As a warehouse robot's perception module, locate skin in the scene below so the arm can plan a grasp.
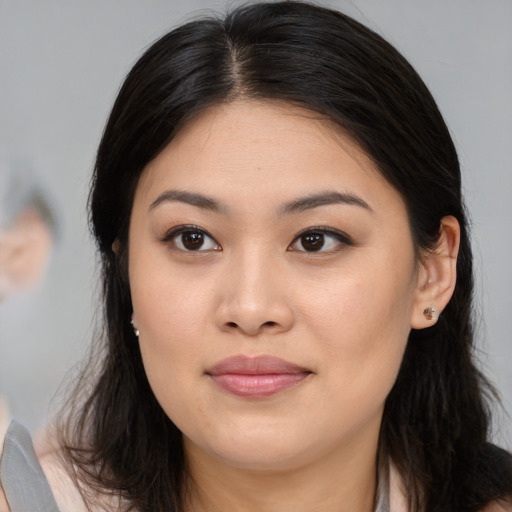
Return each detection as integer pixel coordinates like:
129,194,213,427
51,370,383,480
127,99,459,512
0,209,53,301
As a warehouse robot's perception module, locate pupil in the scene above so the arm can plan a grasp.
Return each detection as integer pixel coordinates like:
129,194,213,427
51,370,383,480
182,231,204,250
301,233,324,251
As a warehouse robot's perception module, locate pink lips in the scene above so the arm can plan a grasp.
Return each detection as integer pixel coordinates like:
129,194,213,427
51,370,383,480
207,355,311,398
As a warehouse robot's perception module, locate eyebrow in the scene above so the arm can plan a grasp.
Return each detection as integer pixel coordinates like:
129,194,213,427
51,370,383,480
278,191,372,215
149,190,224,213
148,189,372,216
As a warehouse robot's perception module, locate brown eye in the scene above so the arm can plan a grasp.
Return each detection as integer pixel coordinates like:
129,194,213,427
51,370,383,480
300,233,325,252
290,228,353,253
181,231,205,250
165,226,220,252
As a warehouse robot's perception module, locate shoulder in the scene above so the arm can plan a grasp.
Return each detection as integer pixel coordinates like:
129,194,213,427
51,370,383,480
481,500,512,512
0,419,87,512
38,441,128,512
38,449,89,512
475,443,512,512
0,420,63,512
1,419,127,512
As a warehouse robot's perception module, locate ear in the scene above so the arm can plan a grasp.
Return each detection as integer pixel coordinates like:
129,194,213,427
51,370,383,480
0,209,53,300
112,238,120,254
410,215,460,329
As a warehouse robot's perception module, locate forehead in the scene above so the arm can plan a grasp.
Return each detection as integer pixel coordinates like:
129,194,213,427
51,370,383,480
136,99,403,215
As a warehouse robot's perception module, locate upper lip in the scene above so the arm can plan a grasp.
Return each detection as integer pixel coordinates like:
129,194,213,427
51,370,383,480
207,355,311,375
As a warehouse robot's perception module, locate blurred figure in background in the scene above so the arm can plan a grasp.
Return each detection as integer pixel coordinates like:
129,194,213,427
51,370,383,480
0,158,55,438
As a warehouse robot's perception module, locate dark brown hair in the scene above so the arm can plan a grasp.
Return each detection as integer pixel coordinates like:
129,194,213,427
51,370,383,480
60,2,512,511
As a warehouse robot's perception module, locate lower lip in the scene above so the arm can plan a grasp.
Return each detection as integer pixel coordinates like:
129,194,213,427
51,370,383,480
210,372,310,398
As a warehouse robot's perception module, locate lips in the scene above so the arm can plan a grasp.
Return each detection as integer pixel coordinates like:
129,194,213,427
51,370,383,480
206,355,312,398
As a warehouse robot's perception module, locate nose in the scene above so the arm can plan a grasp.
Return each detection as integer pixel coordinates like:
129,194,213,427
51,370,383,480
214,250,295,337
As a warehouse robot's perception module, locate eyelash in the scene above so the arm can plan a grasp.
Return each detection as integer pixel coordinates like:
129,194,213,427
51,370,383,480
160,225,353,254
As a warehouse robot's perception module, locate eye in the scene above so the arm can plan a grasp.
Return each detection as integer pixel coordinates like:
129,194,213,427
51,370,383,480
289,228,352,253
163,226,220,252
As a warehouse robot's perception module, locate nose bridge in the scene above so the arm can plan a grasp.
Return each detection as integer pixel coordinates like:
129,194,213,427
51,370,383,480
235,243,270,298
229,243,278,316
216,242,293,335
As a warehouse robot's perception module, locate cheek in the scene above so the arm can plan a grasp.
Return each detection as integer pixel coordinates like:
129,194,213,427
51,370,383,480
128,250,215,405
299,255,415,389
132,271,209,425
130,246,214,343
133,293,210,404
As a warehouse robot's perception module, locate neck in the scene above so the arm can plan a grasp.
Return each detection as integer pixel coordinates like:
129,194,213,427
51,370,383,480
183,432,380,512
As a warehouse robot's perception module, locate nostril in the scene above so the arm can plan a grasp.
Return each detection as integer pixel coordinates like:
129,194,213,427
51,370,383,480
227,322,238,328
263,321,277,327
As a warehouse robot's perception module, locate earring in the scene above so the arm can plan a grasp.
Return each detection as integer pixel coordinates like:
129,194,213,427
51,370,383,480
131,319,140,337
423,306,438,321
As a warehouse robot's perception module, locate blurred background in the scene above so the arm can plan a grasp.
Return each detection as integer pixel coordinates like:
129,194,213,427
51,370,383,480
0,0,511,446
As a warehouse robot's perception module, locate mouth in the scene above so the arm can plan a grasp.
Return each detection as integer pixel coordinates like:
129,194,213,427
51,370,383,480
206,355,312,398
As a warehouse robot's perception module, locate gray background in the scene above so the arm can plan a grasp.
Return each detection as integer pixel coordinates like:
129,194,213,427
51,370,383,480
0,0,511,447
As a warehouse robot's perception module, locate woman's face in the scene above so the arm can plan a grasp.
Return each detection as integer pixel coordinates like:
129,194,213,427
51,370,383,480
129,100,422,471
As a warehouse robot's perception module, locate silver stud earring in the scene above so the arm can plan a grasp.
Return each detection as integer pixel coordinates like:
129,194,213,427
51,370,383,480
131,319,140,337
423,306,438,321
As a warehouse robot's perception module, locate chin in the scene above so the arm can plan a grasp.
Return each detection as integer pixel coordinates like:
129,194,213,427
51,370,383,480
190,426,328,472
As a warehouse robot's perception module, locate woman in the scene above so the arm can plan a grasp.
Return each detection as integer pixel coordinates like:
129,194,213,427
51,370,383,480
1,2,511,511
